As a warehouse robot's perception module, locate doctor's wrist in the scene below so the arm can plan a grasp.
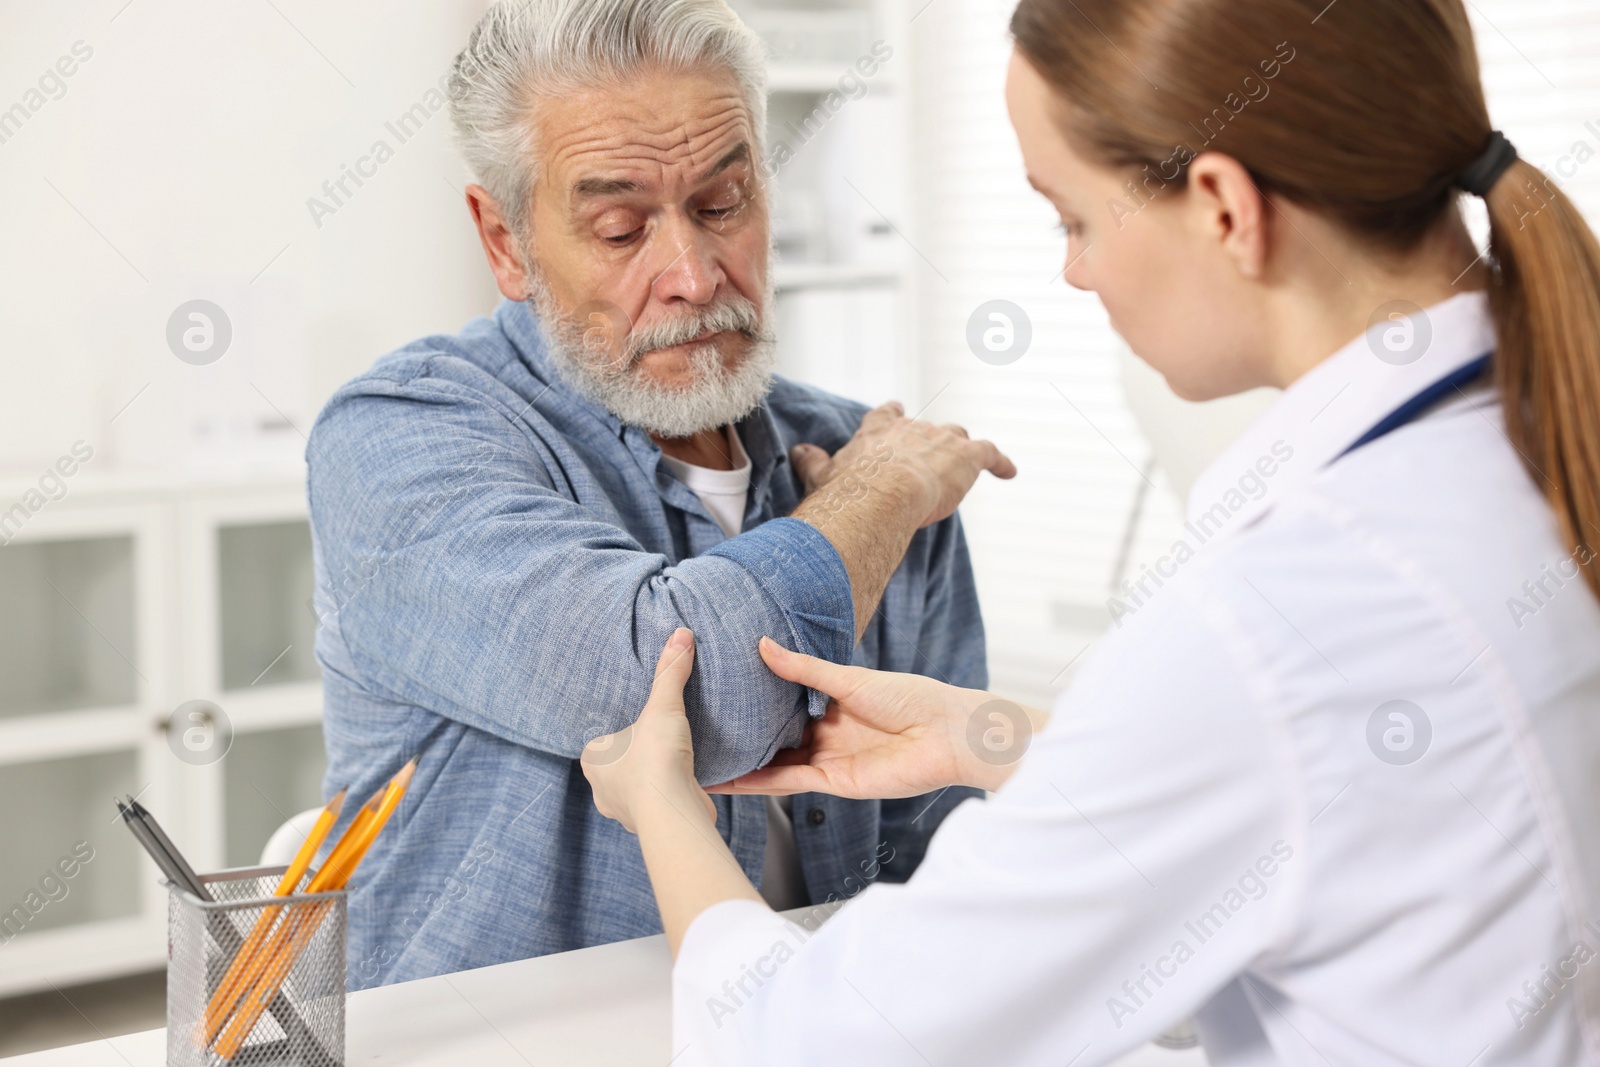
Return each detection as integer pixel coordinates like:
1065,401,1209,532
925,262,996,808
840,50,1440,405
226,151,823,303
952,694,1051,792
632,777,717,836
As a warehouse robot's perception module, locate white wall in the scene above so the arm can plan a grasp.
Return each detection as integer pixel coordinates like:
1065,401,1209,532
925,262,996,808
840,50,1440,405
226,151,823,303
0,1,499,475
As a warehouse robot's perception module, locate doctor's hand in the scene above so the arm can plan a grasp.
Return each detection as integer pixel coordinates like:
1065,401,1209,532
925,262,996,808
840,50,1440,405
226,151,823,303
581,629,717,835
708,638,1042,799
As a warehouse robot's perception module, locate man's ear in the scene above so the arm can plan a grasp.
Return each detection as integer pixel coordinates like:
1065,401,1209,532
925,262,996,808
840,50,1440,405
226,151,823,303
465,183,534,301
1184,152,1269,281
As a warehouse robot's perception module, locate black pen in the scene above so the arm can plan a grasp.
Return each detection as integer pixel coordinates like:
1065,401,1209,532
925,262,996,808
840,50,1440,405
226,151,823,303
116,800,192,890
126,797,208,899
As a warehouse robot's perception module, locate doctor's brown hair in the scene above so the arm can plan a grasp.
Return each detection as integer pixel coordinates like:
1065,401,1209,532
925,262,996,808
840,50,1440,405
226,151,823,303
1011,0,1600,602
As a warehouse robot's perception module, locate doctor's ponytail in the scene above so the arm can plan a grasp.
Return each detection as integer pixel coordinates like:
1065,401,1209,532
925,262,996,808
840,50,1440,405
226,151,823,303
1011,0,1600,603
1477,158,1600,601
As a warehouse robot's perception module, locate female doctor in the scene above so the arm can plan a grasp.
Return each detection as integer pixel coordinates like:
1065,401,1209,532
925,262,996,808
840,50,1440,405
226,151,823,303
582,0,1600,1061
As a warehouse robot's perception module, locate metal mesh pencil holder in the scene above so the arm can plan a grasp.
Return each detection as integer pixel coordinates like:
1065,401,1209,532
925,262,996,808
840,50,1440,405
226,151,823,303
166,866,346,1067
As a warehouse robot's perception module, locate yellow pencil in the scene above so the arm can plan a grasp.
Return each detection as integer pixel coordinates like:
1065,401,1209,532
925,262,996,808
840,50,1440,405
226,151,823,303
214,761,416,1059
200,789,346,1044
209,786,384,1048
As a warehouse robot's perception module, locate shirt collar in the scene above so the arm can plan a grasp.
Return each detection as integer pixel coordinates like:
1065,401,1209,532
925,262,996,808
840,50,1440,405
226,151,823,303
1185,290,1495,532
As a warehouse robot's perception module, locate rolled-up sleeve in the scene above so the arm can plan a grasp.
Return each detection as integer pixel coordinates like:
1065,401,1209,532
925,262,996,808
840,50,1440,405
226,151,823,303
307,368,855,785
702,518,854,722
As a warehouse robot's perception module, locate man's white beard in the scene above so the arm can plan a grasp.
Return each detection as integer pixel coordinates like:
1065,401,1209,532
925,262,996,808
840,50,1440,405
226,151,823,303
525,267,778,439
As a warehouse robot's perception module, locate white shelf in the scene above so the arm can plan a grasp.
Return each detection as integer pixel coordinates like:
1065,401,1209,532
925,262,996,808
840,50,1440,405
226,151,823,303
774,261,903,290
0,749,145,942
0,706,149,768
0,459,305,503
767,64,898,94
0,916,164,1000
219,682,324,731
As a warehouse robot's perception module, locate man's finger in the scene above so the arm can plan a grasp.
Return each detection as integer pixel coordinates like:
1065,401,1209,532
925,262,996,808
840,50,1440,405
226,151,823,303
758,636,865,699
973,439,1018,480
862,400,904,429
644,628,696,712
789,443,832,489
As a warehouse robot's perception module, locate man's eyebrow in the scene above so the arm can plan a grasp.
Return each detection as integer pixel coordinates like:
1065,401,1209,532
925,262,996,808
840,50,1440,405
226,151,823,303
572,175,645,199
702,142,749,180
568,143,749,202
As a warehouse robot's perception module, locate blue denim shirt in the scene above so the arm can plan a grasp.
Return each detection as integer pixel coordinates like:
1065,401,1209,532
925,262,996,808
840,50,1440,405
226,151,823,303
306,298,987,989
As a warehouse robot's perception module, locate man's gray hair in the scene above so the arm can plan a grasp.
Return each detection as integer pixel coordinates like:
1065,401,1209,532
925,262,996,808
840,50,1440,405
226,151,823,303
447,0,768,237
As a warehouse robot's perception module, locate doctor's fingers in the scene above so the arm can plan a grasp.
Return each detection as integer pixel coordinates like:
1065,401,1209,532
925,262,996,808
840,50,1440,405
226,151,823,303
644,628,697,712
758,637,870,699
706,762,828,796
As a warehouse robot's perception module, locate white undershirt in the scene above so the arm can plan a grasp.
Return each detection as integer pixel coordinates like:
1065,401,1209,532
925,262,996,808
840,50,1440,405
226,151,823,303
659,428,810,912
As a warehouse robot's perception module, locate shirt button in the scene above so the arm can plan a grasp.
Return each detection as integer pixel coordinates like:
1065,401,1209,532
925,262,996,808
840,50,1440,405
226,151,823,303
806,808,826,827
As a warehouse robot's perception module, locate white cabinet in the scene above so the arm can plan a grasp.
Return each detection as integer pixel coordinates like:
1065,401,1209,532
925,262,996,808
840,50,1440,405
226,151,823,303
0,469,324,996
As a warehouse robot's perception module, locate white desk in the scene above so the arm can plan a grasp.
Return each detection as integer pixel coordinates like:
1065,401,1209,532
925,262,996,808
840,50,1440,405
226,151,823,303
1,922,1208,1066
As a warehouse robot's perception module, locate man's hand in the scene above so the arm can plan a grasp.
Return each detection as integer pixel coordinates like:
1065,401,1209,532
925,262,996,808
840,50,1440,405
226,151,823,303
789,401,1016,529
789,401,1016,639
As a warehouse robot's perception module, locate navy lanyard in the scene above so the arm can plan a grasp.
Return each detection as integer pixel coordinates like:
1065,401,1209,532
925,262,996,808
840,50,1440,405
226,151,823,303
1337,353,1493,459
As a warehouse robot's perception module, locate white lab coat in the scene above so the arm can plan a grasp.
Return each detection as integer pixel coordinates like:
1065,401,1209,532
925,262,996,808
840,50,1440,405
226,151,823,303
671,292,1600,1065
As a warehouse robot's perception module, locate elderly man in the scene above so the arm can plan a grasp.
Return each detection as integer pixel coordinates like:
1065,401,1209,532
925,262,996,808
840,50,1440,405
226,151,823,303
306,0,1014,989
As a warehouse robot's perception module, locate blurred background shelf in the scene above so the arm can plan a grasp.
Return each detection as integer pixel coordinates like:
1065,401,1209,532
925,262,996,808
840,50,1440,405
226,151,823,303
734,0,919,407
773,261,902,289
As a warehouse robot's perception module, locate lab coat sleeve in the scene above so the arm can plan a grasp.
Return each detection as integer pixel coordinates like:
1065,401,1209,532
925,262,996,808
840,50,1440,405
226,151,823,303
670,573,1306,1067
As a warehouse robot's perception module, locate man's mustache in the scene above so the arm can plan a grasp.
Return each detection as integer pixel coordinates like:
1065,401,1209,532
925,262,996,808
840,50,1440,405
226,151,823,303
619,297,765,364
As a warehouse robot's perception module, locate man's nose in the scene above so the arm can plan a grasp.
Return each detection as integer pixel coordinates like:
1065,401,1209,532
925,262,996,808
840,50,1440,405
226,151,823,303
647,214,724,305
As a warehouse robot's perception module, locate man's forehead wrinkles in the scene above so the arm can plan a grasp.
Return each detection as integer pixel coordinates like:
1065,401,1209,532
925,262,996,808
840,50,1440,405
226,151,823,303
557,131,751,205
557,114,745,163
546,91,745,151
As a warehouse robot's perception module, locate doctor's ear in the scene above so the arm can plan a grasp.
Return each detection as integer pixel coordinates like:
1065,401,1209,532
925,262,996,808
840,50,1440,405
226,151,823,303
1184,152,1270,281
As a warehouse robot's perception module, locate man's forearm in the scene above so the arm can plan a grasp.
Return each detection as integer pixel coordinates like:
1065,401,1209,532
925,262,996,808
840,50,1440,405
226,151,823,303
790,458,924,641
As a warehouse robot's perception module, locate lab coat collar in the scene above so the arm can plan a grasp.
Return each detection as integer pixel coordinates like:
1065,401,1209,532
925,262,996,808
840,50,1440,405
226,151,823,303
1185,291,1495,535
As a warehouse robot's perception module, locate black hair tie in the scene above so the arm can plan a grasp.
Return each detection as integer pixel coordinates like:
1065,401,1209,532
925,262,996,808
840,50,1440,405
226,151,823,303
1455,130,1518,197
